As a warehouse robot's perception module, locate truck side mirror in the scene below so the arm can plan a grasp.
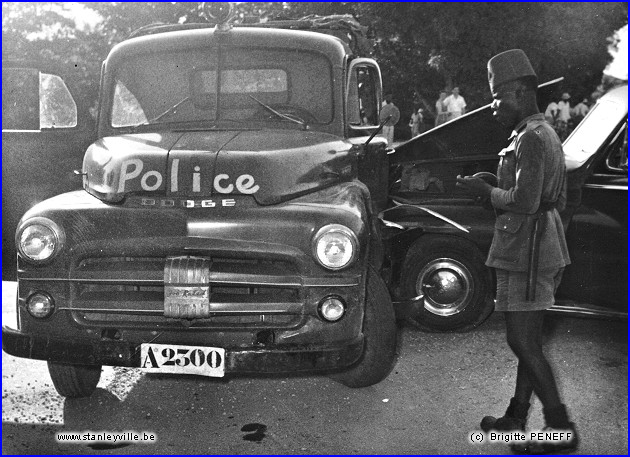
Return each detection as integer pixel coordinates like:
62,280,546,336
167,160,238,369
346,58,383,137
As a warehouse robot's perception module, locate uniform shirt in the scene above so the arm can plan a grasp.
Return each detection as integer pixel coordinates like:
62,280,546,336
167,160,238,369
486,113,571,272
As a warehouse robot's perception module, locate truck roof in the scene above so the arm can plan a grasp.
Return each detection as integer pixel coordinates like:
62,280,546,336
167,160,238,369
123,14,370,56
107,25,352,68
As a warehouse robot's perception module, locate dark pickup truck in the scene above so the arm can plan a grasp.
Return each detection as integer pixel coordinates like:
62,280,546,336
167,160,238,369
2,9,397,397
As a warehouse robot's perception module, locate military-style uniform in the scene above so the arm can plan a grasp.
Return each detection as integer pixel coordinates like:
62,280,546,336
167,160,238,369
487,113,570,311
479,49,579,454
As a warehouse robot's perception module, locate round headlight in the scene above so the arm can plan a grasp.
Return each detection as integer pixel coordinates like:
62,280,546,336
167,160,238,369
319,296,346,322
26,292,55,319
16,218,64,263
312,224,358,270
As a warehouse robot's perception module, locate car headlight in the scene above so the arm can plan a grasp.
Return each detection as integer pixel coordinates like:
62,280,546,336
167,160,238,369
312,224,358,270
26,292,56,319
16,217,65,263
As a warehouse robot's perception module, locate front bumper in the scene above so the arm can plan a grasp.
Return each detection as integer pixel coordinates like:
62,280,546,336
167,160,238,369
2,325,364,374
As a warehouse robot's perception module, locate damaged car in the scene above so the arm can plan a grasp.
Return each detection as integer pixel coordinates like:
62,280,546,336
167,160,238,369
383,83,627,331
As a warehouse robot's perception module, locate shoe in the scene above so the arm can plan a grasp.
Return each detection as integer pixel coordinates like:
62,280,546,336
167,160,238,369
481,397,529,432
511,423,578,454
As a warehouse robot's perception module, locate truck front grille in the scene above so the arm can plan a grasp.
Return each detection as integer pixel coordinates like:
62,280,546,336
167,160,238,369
68,256,304,329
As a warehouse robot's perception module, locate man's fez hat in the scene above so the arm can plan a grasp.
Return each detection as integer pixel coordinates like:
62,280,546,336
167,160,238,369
487,49,537,92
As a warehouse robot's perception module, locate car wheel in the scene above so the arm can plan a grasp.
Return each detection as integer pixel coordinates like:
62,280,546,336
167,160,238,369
400,236,493,332
330,266,397,388
47,361,102,398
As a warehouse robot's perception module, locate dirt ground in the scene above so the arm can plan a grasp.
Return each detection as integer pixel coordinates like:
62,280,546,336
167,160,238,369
2,281,627,454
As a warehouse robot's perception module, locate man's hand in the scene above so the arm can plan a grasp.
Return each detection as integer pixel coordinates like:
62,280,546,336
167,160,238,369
456,175,493,198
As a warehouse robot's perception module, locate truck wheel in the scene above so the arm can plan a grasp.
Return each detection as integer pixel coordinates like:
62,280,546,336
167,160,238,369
400,236,493,332
47,361,102,398
331,267,397,388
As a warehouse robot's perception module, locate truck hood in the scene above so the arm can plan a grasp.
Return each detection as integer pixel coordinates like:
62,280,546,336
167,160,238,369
83,130,358,205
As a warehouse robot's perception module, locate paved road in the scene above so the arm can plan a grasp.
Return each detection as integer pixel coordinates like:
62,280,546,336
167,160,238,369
2,281,627,454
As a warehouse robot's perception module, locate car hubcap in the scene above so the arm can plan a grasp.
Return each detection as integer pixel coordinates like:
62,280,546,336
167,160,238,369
416,258,474,316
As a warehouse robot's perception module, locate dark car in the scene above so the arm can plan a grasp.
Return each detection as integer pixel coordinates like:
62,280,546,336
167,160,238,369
2,63,95,279
383,84,627,331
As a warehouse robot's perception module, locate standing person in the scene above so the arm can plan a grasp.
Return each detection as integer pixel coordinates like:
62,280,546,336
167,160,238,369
456,49,577,454
379,93,400,145
572,98,589,126
444,86,466,120
556,92,572,141
408,108,421,137
435,90,449,126
544,99,559,125
416,108,426,134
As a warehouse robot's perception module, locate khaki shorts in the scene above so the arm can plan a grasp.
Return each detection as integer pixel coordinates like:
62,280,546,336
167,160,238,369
495,268,565,312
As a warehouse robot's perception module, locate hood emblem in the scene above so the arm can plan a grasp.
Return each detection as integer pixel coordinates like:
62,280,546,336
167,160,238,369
133,197,236,208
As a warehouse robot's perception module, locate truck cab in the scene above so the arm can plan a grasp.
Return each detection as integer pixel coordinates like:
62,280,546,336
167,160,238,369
2,9,397,397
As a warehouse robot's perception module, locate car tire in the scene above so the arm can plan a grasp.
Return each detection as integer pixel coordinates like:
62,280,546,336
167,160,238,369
400,236,493,332
330,266,397,388
47,361,102,398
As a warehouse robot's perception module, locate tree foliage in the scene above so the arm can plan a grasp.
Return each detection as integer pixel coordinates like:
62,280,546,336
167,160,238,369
2,2,627,125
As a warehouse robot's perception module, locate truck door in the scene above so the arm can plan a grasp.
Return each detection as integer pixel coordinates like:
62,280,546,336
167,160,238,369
2,64,95,279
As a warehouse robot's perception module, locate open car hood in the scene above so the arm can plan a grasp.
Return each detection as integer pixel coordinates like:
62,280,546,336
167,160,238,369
391,77,564,167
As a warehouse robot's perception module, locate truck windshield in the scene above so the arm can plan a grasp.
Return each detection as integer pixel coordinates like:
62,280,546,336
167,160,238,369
110,47,333,129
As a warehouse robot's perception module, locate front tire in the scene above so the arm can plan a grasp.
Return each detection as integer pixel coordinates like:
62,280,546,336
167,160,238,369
400,236,493,332
47,361,102,398
331,267,397,388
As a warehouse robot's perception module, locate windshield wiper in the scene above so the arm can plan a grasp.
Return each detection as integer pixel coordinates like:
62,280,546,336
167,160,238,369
148,96,192,123
248,95,308,130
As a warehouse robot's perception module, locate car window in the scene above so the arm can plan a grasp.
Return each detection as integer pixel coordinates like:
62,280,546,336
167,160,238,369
564,97,627,171
606,125,628,172
2,68,77,131
40,73,78,129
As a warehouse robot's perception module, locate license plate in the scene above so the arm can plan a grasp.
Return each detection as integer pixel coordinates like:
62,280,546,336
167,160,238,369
140,343,225,377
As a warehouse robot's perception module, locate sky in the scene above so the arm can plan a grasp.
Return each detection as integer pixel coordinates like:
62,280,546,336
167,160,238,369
604,24,628,81
64,2,101,31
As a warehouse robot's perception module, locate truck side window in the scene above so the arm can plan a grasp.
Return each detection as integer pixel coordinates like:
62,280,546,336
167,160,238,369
2,68,77,131
348,65,378,126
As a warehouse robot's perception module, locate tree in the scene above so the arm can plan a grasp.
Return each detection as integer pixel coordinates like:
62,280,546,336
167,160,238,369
352,2,628,130
3,2,627,129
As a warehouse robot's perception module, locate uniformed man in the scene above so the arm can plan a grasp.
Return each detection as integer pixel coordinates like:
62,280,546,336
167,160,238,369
456,49,577,454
